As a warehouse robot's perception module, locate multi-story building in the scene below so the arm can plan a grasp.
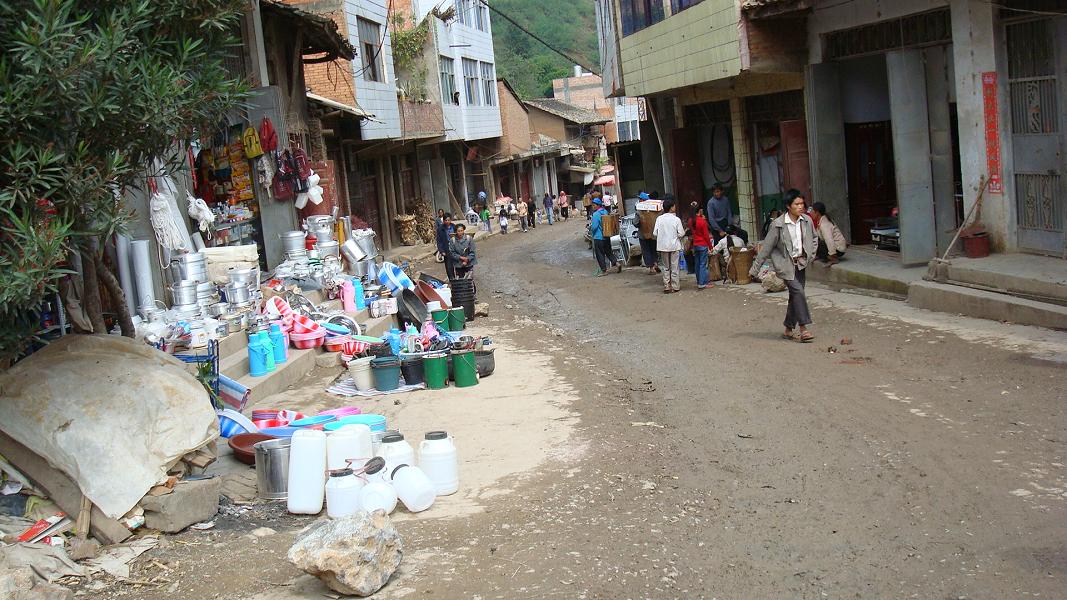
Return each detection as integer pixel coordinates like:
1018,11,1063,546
597,0,1067,262
282,0,503,248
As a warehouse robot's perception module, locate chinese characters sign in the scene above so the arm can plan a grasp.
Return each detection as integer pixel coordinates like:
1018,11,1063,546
982,72,1003,194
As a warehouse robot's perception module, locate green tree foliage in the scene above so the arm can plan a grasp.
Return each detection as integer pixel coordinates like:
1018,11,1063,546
489,0,600,99
0,0,248,359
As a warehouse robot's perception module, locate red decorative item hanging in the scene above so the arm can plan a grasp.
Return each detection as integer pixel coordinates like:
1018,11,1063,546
259,117,278,152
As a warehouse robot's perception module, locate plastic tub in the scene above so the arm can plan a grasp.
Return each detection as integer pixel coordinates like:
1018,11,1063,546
253,418,286,430
371,356,402,392
290,330,325,349
318,406,362,419
329,413,387,432
324,335,350,353
423,353,449,390
258,426,301,438
290,415,337,428
474,347,496,378
348,356,374,391
218,409,258,438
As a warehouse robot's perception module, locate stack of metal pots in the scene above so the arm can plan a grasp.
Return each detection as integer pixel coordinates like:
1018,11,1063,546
342,229,379,279
305,215,335,242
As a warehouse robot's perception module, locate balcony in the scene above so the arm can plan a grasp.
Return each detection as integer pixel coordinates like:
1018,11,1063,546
399,100,445,140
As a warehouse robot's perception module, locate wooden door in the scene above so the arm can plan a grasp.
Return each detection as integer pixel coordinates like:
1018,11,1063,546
845,121,897,245
780,119,811,200
671,128,703,223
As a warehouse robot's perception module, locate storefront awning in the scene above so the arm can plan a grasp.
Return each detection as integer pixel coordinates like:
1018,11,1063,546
593,175,615,186
566,164,595,174
306,93,372,119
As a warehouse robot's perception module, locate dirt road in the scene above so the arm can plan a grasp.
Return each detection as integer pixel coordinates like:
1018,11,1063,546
95,218,1067,599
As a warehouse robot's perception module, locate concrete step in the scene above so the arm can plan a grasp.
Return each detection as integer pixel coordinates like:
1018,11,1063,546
908,280,1067,330
806,256,922,297
235,346,318,411
220,346,250,380
945,255,1067,306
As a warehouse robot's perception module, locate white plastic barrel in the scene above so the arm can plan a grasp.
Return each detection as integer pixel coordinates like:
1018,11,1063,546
287,429,327,514
418,431,459,495
348,356,374,391
389,464,436,513
359,481,397,514
325,469,364,518
327,426,372,471
375,432,415,475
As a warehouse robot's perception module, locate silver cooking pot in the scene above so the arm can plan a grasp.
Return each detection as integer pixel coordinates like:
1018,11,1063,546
170,281,199,305
280,230,306,254
225,283,251,305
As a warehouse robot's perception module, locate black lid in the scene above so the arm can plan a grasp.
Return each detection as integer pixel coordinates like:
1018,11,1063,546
424,431,448,440
330,468,353,478
390,463,411,479
363,456,386,475
382,432,404,443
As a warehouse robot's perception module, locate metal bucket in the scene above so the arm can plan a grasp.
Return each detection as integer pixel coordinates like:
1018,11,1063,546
316,239,340,258
341,239,366,264
170,281,199,305
254,438,291,500
353,230,378,258
225,283,250,305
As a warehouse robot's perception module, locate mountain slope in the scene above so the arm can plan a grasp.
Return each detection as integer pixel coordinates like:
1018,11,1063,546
489,0,600,100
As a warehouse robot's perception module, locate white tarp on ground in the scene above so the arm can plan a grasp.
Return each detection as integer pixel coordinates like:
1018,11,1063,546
0,335,219,519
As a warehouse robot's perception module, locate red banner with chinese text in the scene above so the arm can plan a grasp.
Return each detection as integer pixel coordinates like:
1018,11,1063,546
982,72,1003,194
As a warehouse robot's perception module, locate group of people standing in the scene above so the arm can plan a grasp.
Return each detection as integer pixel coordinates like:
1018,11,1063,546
600,186,850,343
479,191,572,234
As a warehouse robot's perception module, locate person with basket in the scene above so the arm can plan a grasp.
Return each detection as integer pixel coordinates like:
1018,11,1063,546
589,196,620,276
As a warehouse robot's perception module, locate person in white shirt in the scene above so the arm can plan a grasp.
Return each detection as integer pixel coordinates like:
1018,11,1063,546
710,230,745,282
750,190,818,341
652,199,686,293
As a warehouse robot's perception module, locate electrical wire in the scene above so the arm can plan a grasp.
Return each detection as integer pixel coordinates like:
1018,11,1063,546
352,0,393,81
476,0,601,76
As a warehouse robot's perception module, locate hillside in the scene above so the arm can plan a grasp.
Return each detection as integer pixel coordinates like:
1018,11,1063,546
489,0,600,100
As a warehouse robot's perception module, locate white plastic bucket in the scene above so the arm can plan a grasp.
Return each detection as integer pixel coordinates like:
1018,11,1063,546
287,430,327,514
359,481,397,514
348,356,374,391
419,431,459,496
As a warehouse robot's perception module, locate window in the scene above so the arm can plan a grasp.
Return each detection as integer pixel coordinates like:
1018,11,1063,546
475,3,489,31
480,62,495,106
462,58,480,106
357,18,385,82
670,0,703,13
440,56,457,104
455,0,473,26
620,0,665,36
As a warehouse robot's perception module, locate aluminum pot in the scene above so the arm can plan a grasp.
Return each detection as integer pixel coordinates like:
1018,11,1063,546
254,438,291,500
280,230,306,254
207,302,230,318
349,258,374,279
228,267,255,285
316,239,340,258
170,281,199,305
178,252,205,266
305,215,335,242
225,283,250,305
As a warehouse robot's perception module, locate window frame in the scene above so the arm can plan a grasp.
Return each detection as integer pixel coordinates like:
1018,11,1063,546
480,62,496,106
475,3,489,31
670,0,703,14
456,0,473,26
620,0,665,37
462,57,480,106
357,17,385,83
440,56,457,104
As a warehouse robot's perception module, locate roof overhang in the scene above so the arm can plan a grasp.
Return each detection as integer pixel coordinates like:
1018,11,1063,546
307,92,371,119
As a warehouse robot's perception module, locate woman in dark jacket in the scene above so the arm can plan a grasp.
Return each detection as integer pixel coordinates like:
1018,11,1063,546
750,190,818,342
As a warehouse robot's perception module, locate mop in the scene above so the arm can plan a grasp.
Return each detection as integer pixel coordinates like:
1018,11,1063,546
925,175,989,283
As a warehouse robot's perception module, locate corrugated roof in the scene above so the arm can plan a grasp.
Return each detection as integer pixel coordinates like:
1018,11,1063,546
306,93,371,118
524,98,611,125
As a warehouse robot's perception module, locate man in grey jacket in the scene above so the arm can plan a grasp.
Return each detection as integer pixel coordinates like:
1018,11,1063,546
448,224,477,278
750,189,818,342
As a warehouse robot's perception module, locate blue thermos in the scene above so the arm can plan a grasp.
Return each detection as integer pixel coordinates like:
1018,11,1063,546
353,278,366,310
260,331,276,373
269,323,288,364
248,333,268,377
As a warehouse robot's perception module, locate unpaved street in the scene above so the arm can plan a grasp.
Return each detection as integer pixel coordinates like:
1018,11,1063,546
96,218,1067,599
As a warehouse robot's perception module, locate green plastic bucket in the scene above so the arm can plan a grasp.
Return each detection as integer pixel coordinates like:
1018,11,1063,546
423,353,449,390
431,309,451,332
447,308,466,331
452,350,478,388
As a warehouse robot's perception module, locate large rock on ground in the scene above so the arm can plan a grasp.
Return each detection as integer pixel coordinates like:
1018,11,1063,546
140,477,221,532
287,511,403,596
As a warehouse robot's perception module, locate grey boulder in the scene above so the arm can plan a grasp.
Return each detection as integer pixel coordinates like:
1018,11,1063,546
287,511,403,596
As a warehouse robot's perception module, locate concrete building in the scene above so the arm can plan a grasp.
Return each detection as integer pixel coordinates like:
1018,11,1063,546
595,0,810,232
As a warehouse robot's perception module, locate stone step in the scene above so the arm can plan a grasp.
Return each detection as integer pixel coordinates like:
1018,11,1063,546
235,346,318,411
945,255,1067,306
908,280,1067,330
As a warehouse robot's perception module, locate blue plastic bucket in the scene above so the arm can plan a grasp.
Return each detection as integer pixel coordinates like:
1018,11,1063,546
326,414,386,432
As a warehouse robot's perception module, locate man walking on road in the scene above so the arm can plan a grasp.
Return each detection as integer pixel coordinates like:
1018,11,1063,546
516,198,528,232
526,197,537,229
543,193,555,225
653,199,685,293
590,197,620,276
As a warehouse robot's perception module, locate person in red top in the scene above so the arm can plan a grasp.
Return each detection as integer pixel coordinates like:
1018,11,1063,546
688,204,713,289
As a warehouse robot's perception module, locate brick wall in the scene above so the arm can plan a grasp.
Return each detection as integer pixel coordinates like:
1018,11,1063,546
399,100,445,137
280,1,357,106
497,81,531,154
552,74,610,112
746,17,807,73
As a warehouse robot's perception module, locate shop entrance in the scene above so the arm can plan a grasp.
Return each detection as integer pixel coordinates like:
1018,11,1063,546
845,121,896,245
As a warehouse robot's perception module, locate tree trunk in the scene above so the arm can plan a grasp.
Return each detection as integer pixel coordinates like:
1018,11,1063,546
96,254,134,337
80,243,106,334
